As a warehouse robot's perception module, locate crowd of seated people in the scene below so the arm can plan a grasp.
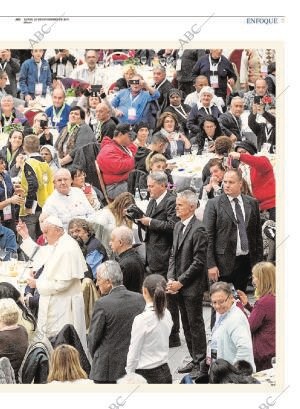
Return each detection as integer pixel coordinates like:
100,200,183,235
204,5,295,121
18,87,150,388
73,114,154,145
0,48,277,385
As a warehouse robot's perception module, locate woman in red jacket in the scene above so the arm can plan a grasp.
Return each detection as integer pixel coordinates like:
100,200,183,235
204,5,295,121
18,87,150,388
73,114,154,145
237,261,276,372
229,140,275,221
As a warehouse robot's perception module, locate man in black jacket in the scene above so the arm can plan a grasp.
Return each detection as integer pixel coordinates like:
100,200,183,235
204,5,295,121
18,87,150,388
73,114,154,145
88,261,145,383
138,172,180,347
167,189,208,377
218,96,244,142
110,226,145,293
203,169,263,292
192,49,236,107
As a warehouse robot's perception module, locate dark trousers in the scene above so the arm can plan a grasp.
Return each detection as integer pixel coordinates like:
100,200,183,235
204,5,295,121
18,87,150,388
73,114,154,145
166,293,180,336
221,254,252,293
210,254,252,329
135,363,172,384
177,292,206,365
20,211,42,242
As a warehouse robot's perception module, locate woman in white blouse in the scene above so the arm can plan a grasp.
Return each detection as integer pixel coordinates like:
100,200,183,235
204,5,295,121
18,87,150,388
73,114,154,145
126,274,173,384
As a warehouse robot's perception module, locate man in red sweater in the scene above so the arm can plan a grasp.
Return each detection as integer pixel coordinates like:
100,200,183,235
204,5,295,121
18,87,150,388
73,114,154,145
97,123,137,200
229,140,275,221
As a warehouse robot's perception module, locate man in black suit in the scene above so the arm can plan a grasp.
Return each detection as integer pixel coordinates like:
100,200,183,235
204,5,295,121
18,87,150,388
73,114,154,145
167,190,208,378
218,96,244,142
203,168,263,292
88,261,145,383
138,171,180,347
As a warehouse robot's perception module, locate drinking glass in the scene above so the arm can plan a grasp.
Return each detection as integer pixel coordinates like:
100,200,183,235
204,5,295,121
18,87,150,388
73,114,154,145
271,357,276,369
191,144,198,155
140,189,148,200
0,248,7,261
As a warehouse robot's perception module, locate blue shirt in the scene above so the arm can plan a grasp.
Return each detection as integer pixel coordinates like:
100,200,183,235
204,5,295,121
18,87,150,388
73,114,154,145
45,103,71,132
111,88,160,125
0,224,18,260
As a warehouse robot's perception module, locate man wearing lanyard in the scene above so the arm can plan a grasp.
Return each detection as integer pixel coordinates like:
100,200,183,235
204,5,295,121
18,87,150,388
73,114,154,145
19,49,52,102
45,88,71,133
0,49,20,98
219,96,245,142
192,49,236,107
111,74,159,125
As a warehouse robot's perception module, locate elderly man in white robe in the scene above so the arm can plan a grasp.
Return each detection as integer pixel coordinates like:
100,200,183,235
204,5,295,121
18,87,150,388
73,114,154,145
16,215,88,351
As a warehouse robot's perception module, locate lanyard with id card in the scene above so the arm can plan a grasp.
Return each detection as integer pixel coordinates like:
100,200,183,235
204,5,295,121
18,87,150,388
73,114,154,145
209,55,221,89
2,178,12,220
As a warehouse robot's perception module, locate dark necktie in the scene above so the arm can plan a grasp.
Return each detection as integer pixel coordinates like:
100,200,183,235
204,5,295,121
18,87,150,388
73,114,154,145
150,200,157,216
233,198,249,252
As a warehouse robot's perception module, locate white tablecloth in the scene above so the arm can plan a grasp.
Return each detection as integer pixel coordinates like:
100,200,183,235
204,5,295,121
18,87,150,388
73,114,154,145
171,153,214,191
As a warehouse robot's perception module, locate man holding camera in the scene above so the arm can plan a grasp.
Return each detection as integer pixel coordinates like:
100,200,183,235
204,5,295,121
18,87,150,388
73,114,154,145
138,172,180,347
243,78,275,111
111,74,159,125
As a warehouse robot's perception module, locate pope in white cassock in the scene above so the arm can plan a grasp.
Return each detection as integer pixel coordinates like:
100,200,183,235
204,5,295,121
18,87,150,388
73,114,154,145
17,215,87,351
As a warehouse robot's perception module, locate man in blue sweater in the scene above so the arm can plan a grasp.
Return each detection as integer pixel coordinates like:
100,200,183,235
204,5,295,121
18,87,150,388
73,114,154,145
19,49,52,102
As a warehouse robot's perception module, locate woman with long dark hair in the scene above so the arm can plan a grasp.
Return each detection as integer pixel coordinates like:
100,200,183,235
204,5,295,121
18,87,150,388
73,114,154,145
126,274,173,383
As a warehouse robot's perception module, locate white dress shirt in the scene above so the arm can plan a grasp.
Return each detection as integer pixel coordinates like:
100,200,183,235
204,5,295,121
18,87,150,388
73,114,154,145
126,303,172,372
181,214,194,234
227,194,249,256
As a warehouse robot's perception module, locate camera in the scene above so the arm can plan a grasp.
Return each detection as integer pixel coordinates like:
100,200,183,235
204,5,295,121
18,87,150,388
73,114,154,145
230,283,239,300
39,119,48,129
125,204,144,222
128,79,140,85
91,85,101,93
254,96,262,104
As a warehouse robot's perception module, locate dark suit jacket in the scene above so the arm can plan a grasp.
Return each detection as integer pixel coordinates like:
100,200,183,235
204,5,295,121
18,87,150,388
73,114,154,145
88,286,145,382
145,191,178,276
203,193,263,277
118,248,145,293
218,111,243,140
167,215,208,296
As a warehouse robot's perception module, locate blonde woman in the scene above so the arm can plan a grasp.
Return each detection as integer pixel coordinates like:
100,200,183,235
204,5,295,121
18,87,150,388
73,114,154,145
0,298,28,380
93,192,135,257
47,344,92,384
237,262,275,372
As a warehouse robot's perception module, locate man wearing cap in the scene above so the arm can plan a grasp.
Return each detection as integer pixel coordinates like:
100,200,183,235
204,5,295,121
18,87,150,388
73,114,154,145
96,123,137,200
229,140,276,221
17,215,88,351
164,89,191,136
111,74,159,126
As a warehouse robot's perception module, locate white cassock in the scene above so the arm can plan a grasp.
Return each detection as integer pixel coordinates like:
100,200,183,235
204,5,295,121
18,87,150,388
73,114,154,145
21,233,88,352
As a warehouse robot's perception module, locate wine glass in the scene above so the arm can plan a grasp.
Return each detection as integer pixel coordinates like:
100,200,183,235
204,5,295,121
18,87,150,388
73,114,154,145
140,56,147,66
159,57,166,67
166,56,174,67
140,189,148,200
190,177,202,197
191,144,198,155
271,357,276,369
0,248,7,261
